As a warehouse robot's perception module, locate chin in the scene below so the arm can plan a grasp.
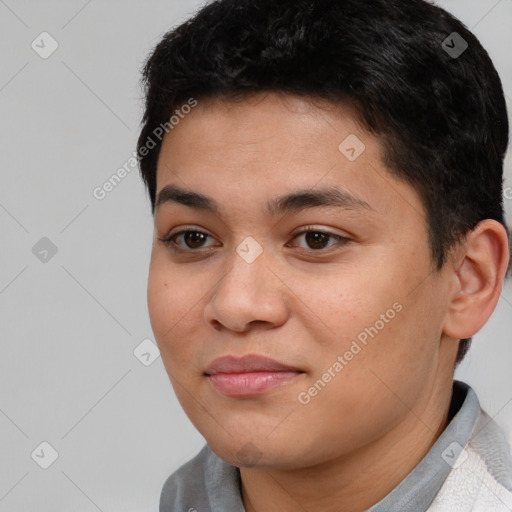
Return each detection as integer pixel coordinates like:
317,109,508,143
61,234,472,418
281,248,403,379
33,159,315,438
205,433,307,470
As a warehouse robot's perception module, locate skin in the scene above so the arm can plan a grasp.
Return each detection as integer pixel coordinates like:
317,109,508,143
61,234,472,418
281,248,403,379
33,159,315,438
147,91,510,512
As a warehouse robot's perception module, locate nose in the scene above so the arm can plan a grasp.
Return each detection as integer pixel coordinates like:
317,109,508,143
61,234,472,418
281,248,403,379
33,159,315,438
203,247,289,333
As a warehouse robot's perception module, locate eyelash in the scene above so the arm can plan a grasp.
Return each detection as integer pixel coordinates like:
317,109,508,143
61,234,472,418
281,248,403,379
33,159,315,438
158,226,351,255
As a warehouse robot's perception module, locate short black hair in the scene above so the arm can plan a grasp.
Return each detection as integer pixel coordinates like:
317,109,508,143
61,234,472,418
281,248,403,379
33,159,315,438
137,0,510,364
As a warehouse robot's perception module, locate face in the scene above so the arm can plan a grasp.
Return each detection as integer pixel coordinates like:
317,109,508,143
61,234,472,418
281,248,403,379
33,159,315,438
147,92,455,469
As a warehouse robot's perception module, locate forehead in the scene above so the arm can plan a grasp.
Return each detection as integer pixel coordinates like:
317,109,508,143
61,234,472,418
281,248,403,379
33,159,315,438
154,92,425,223
158,92,367,165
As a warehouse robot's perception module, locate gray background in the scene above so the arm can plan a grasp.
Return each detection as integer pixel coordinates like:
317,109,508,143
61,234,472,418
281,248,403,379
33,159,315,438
0,0,511,510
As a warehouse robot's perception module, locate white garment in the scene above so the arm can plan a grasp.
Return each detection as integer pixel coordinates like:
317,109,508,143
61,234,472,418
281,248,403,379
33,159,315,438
429,410,512,511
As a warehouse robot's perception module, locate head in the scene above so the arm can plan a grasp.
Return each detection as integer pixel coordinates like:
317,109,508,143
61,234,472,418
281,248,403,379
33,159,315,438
138,0,510,468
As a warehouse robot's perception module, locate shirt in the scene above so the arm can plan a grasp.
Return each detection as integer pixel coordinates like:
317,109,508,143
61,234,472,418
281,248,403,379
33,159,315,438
159,380,512,511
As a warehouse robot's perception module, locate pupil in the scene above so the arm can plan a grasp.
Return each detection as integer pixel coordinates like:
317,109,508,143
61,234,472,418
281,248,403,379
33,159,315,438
306,232,328,249
185,231,205,248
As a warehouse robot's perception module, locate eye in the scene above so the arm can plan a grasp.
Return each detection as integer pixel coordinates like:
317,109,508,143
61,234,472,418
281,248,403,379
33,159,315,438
158,228,216,252
289,227,350,251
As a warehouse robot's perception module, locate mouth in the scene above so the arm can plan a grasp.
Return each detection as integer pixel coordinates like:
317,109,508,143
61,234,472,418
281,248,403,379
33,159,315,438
204,354,305,397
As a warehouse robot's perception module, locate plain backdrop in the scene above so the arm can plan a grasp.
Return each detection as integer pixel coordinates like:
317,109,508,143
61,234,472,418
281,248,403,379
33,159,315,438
0,0,511,510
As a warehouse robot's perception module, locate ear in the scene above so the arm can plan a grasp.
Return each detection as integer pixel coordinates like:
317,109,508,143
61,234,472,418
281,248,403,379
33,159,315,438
442,219,510,339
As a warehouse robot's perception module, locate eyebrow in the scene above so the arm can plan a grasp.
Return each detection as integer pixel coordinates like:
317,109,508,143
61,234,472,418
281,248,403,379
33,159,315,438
155,184,374,216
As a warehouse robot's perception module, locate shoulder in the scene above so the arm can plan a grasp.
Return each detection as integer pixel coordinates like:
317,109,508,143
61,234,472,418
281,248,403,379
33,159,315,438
159,443,243,512
159,444,212,512
429,409,512,512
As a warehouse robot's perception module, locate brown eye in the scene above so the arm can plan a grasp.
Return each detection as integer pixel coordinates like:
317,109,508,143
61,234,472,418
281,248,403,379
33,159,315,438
159,229,216,252
291,229,349,251
304,231,330,250
182,231,208,249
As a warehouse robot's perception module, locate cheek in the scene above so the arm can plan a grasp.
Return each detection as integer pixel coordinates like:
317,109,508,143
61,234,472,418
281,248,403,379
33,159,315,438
148,249,195,321
147,258,197,355
291,267,396,349
147,255,222,382
304,257,436,375
147,267,171,338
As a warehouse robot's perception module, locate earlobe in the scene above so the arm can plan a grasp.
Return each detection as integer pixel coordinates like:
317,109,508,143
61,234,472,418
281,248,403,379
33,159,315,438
442,219,510,340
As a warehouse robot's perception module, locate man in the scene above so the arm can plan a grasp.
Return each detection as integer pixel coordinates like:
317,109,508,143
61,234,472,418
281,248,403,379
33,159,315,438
137,0,512,510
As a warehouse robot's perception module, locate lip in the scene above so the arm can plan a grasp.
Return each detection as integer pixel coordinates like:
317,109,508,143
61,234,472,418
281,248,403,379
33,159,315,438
205,354,302,375
205,355,304,397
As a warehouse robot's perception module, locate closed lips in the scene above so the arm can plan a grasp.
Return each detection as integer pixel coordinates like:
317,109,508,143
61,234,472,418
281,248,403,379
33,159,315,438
204,354,304,375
